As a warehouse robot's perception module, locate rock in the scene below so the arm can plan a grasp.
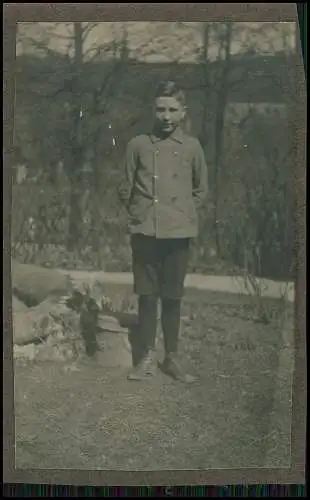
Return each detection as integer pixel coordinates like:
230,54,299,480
13,309,47,345
35,343,70,362
14,344,37,361
10,263,151,368
97,314,130,334
96,331,133,368
12,295,28,312
12,299,79,346
12,260,71,307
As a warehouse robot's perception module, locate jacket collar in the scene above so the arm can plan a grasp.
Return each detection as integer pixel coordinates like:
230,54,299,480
150,126,184,144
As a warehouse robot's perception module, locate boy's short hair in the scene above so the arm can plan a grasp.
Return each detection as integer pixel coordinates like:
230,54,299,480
155,80,186,106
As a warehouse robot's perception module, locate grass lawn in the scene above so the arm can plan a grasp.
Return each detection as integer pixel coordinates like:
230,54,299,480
14,288,294,471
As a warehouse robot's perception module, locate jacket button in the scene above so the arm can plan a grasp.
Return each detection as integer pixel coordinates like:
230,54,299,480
154,198,158,203
155,150,159,155
174,151,178,156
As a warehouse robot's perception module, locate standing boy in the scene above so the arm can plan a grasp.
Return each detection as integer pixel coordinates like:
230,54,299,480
119,81,208,383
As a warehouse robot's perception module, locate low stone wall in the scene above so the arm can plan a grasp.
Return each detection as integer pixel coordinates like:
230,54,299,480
11,261,139,366
11,261,293,366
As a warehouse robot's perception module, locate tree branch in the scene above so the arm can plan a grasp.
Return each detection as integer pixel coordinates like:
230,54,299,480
89,60,122,114
22,36,65,58
22,75,75,99
84,41,118,62
82,23,101,44
42,22,74,41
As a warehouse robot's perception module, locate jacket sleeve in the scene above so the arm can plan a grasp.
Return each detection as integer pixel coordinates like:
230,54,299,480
118,138,138,210
192,139,208,211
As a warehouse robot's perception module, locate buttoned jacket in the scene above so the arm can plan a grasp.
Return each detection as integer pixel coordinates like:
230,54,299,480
118,127,208,238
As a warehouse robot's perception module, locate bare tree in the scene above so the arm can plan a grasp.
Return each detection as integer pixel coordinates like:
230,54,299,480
199,23,212,148
66,22,84,251
212,22,233,255
18,22,128,253
196,21,295,261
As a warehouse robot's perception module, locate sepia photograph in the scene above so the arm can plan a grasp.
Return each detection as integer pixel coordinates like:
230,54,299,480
6,15,304,478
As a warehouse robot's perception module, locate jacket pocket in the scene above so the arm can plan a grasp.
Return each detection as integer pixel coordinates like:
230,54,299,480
128,199,152,223
128,204,141,224
173,197,197,223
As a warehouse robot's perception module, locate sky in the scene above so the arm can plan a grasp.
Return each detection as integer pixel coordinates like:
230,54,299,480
17,21,296,62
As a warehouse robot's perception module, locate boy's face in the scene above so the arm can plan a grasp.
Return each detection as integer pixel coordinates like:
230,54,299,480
154,96,186,135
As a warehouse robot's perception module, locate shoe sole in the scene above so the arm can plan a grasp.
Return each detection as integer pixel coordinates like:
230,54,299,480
159,363,198,384
127,373,156,381
127,368,157,381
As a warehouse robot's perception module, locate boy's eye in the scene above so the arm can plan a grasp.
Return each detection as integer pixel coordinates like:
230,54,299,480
156,107,179,113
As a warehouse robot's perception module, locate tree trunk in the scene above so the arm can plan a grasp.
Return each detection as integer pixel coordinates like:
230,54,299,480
213,22,233,256
67,22,84,251
199,23,211,149
90,157,103,267
67,181,84,252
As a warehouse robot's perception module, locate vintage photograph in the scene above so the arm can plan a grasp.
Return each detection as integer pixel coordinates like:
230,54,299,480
12,21,297,471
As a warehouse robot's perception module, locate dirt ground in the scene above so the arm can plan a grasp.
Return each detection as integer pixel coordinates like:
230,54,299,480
14,290,294,471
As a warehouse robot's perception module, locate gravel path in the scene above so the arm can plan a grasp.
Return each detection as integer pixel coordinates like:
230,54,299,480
57,270,294,302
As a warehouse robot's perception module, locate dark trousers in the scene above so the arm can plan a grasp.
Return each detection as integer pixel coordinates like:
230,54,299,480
138,295,181,354
131,235,191,355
